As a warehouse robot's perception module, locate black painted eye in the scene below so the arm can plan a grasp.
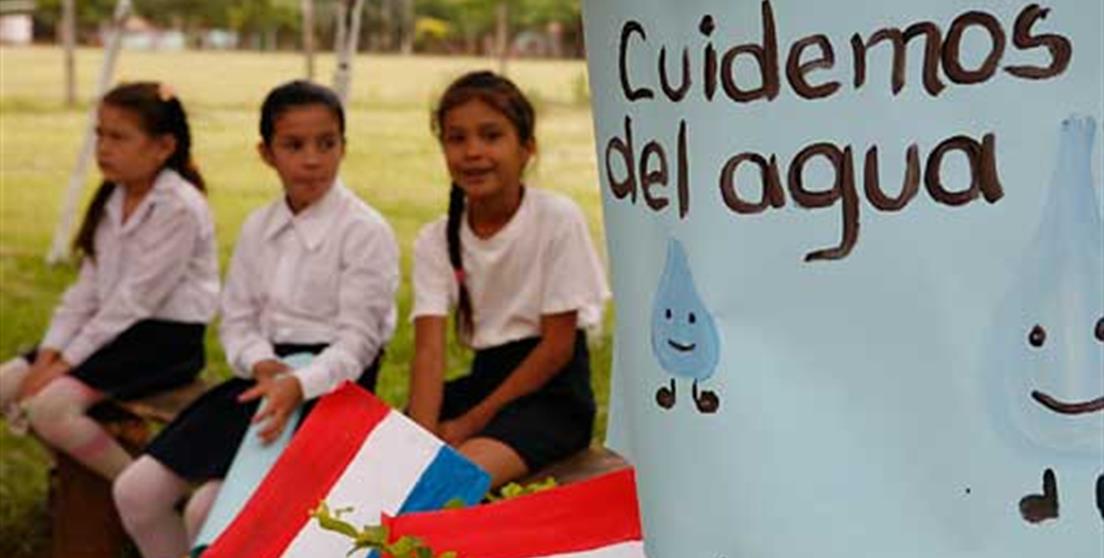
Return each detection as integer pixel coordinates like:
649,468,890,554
699,15,715,35
1028,325,1046,348
1095,317,1103,342
665,308,672,320
688,312,696,324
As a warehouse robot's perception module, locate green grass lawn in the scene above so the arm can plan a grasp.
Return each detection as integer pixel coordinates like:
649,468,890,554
0,46,609,556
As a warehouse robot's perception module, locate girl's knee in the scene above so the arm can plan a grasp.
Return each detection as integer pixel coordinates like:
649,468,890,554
459,437,529,488
184,480,222,540
0,356,31,406
114,456,186,523
25,377,99,431
24,389,69,433
113,463,145,518
113,461,159,529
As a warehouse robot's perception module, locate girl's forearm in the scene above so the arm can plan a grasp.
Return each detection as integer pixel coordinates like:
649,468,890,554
409,317,448,431
408,359,444,431
475,335,574,419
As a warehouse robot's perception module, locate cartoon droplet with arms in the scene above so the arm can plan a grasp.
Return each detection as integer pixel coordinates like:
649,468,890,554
650,238,722,413
989,115,1104,525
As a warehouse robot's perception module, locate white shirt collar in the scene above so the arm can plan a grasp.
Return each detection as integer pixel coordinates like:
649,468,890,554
264,178,347,251
106,169,182,234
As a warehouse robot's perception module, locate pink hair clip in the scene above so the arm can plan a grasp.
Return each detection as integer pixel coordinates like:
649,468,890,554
157,83,176,102
454,269,466,283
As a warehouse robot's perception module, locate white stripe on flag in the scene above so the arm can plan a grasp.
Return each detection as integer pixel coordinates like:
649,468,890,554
280,411,442,557
533,541,648,558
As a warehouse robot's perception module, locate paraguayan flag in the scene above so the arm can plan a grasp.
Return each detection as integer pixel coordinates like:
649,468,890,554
202,382,490,557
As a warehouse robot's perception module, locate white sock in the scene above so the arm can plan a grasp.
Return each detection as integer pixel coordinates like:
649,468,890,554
25,376,132,479
114,456,190,558
184,480,223,543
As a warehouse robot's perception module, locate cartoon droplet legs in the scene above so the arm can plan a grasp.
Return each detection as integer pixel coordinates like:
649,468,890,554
654,378,720,414
1096,474,1104,522
650,239,722,414
1020,472,1104,524
691,380,719,413
1019,469,1059,524
656,378,675,409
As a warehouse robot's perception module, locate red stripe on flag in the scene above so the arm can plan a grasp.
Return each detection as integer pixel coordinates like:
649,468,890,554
204,383,391,558
384,468,642,558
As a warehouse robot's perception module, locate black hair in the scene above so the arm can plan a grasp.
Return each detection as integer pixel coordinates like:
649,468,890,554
74,81,204,259
432,71,536,340
259,79,345,145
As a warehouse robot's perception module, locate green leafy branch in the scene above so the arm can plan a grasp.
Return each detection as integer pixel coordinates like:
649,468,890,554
486,476,557,501
310,502,457,558
311,478,559,557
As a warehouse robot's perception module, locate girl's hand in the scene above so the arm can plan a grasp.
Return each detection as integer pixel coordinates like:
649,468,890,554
439,408,492,446
17,359,71,401
33,349,61,368
414,417,441,438
239,374,304,445
251,359,291,382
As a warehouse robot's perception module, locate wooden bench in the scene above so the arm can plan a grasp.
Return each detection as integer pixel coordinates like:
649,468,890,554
45,387,627,557
47,380,207,558
519,445,630,487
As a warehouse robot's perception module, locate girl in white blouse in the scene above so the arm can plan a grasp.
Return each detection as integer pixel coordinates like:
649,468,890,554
0,82,219,482
113,80,399,558
408,71,610,488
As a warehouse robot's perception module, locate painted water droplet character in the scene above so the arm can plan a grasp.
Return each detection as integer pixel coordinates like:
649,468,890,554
650,238,721,413
988,115,1104,524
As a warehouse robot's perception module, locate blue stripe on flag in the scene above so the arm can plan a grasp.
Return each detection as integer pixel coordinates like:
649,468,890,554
399,445,491,513
364,446,490,558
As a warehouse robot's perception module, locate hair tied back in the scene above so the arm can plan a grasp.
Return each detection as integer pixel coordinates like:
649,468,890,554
157,83,176,102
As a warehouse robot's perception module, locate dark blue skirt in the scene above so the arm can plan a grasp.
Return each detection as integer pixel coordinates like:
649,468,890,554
146,343,380,481
440,331,596,471
27,319,206,400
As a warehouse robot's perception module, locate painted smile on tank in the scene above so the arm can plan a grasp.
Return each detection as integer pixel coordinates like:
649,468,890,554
1030,391,1104,415
666,339,696,352
1024,317,1104,417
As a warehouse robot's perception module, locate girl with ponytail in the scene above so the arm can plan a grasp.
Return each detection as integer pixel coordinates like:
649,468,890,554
0,82,219,486
408,71,610,488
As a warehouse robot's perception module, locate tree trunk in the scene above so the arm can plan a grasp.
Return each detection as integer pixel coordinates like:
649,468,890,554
378,0,393,52
334,1,348,56
62,0,76,106
496,1,509,73
399,0,414,54
458,31,470,55
333,0,366,104
302,0,316,79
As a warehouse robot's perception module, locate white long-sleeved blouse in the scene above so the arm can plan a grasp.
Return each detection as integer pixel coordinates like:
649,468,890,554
41,169,220,366
218,181,399,400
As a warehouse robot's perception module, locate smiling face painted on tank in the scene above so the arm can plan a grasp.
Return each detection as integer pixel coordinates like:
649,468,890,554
991,116,1104,457
650,238,720,379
